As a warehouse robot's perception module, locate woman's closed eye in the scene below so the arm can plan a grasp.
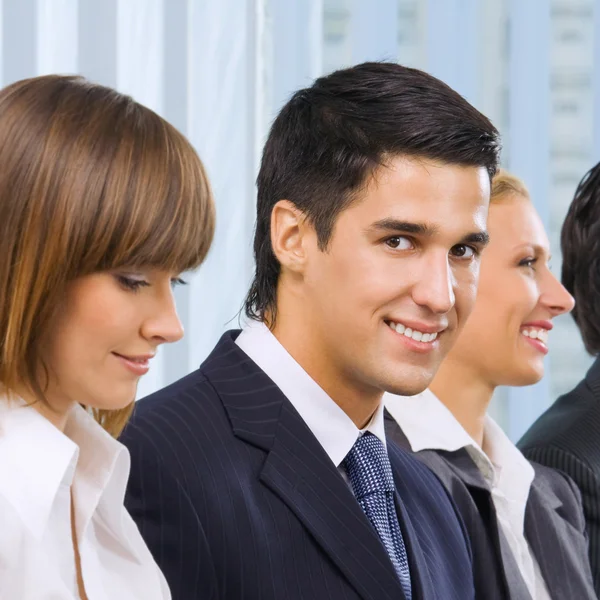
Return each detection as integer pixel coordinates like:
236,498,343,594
171,277,187,288
116,274,150,292
519,257,538,270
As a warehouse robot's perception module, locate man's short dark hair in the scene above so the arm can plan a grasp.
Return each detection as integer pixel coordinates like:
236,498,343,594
561,162,600,355
245,61,501,322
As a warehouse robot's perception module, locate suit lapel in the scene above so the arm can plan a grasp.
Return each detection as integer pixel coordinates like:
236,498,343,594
203,332,405,600
429,450,532,600
524,481,563,593
525,475,596,598
261,403,407,600
384,412,531,600
389,466,429,599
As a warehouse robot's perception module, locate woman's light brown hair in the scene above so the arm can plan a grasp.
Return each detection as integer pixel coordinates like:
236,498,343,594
0,75,215,437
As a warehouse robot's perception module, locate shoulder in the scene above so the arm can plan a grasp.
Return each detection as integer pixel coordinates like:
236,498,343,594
525,443,600,497
518,373,600,482
531,462,581,506
520,415,600,485
519,378,600,459
119,367,232,472
124,367,223,432
132,367,216,415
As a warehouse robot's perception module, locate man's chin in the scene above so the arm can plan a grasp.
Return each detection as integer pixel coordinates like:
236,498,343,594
379,370,435,398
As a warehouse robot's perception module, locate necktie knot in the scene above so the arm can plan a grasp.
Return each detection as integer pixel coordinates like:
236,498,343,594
342,432,395,500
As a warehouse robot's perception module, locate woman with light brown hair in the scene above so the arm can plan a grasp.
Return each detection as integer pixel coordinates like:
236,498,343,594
0,75,215,599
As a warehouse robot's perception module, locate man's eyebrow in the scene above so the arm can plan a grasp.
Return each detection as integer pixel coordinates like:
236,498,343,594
367,219,438,236
462,231,490,247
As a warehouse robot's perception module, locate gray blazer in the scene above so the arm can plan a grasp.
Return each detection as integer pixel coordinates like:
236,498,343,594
385,411,596,600
519,356,600,597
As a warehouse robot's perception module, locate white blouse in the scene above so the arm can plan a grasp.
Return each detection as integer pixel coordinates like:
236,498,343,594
0,397,171,600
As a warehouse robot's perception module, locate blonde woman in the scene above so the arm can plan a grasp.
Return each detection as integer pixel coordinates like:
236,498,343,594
385,170,595,599
0,75,215,599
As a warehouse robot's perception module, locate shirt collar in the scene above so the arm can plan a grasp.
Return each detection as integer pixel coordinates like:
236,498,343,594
481,416,534,505
236,321,387,468
384,388,534,498
385,388,477,453
0,396,128,540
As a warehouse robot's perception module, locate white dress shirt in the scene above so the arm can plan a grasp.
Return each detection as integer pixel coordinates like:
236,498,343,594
236,321,387,483
0,396,171,600
385,388,551,600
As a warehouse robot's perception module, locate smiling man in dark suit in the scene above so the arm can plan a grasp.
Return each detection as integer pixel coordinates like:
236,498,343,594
120,62,500,600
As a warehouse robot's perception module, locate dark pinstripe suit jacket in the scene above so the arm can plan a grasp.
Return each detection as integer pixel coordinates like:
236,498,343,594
120,331,475,600
519,356,600,597
385,411,596,600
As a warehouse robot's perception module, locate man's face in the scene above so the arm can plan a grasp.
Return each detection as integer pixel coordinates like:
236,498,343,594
299,156,490,398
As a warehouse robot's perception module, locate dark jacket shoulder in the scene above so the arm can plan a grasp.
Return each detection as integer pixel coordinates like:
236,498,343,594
519,358,600,472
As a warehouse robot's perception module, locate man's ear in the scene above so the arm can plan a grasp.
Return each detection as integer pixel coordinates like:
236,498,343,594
270,200,310,274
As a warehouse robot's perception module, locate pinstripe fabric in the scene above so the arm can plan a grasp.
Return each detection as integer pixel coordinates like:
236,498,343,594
519,356,600,598
386,411,597,600
120,331,475,600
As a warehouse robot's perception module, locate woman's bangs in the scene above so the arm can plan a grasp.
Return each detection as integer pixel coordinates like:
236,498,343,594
84,125,215,276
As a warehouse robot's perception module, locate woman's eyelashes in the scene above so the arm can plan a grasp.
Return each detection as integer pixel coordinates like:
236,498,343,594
115,274,150,292
171,277,187,288
518,257,538,270
116,273,187,292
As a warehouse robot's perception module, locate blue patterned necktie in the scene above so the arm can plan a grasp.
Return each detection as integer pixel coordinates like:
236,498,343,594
342,432,412,600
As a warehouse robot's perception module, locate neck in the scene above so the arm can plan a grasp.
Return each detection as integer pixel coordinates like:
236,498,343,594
268,309,382,429
34,400,71,432
429,356,495,447
13,383,72,433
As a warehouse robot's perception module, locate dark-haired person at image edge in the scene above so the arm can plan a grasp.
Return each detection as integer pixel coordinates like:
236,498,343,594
385,170,596,600
519,160,600,596
0,76,215,599
121,62,499,600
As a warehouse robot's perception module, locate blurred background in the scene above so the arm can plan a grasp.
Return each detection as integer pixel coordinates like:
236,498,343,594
4,0,599,441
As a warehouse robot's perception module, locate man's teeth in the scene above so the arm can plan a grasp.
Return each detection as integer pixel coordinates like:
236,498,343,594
521,328,549,344
389,321,438,343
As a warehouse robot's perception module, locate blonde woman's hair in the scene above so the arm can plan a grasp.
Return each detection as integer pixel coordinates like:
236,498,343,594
0,75,215,437
491,168,530,204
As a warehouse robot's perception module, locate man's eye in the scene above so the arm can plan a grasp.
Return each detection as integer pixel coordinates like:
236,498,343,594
385,236,413,250
450,245,476,259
